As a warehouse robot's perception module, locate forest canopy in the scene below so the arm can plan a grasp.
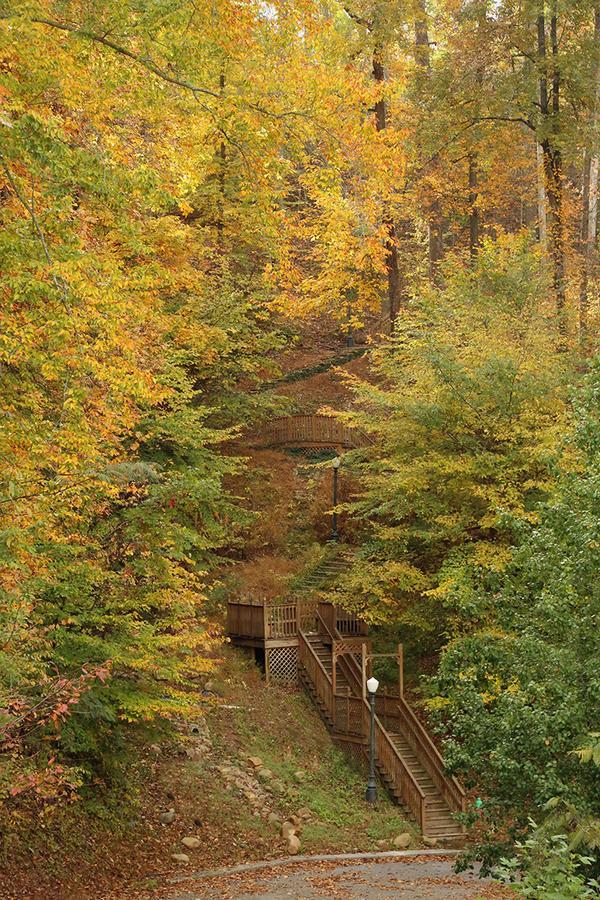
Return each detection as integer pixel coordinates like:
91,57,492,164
1,0,599,894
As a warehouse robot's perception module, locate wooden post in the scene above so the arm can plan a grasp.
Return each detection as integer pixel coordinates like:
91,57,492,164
332,645,337,695
265,647,270,686
398,643,404,698
361,642,367,699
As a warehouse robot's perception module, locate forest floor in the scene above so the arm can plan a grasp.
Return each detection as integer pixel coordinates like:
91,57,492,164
0,650,425,899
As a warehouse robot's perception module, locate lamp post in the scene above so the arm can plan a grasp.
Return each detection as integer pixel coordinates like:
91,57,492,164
331,456,341,542
365,675,379,803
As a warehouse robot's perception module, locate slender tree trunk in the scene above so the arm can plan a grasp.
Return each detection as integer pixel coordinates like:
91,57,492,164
373,46,403,326
536,140,548,248
468,152,480,260
467,2,486,263
414,0,444,279
538,2,566,332
580,2,600,349
216,69,226,258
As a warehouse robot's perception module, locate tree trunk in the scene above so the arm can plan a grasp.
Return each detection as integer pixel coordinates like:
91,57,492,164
537,2,566,333
413,0,444,279
536,140,548,249
579,2,600,350
373,46,403,326
216,69,226,258
468,152,480,260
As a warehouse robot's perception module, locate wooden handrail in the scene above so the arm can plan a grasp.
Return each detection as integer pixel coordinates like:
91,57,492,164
314,608,427,831
394,695,466,815
298,630,333,718
374,714,426,829
265,602,297,640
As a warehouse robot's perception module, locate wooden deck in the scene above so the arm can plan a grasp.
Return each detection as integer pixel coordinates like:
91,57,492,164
227,597,367,681
227,597,367,646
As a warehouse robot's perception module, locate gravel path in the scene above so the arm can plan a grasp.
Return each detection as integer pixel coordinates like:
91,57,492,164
168,853,508,899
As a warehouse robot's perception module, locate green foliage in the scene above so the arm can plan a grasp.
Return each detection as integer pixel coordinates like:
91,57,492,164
328,236,571,640
427,360,600,868
494,825,600,899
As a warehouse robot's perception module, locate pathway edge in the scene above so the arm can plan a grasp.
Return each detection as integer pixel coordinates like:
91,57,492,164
166,847,462,884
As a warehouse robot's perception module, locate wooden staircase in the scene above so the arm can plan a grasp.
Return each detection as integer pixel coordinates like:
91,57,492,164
385,732,464,842
226,589,466,842
303,633,352,691
297,607,466,843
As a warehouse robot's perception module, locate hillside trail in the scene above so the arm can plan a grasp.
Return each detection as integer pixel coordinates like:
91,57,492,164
220,323,373,601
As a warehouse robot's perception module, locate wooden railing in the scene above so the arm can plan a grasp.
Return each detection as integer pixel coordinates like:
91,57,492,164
261,415,371,450
227,597,266,640
374,715,427,828
265,603,297,640
335,607,369,636
297,600,319,632
298,630,333,716
333,691,366,737
228,597,365,642
393,695,465,821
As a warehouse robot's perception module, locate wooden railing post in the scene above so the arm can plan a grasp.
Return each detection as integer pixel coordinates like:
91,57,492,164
361,642,367,700
398,643,404,698
332,647,337,695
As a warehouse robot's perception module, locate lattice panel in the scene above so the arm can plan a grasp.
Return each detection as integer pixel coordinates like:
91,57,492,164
333,638,370,662
335,737,368,771
334,695,365,737
267,646,298,684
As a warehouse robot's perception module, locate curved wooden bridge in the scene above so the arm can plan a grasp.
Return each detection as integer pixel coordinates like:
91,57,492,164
259,415,371,451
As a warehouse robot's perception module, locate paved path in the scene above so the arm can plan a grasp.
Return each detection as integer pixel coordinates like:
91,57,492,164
169,854,507,899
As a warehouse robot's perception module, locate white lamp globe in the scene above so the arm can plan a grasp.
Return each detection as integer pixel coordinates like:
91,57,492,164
366,676,379,694
332,456,341,469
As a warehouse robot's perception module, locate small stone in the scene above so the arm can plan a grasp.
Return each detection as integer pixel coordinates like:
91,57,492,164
257,768,273,781
150,743,161,753
281,821,296,840
289,815,301,826
393,833,412,849
189,720,208,738
294,770,306,782
423,836,438,847
271,780,285,794
297,807,312,820
181,836,201,849
268,812,281,826
247,756,263,768
376,839,387,848
160,808,176,825
171,853,189,864
288,834,301,855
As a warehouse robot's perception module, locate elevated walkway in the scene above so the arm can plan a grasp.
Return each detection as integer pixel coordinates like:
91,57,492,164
256,414,371,451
